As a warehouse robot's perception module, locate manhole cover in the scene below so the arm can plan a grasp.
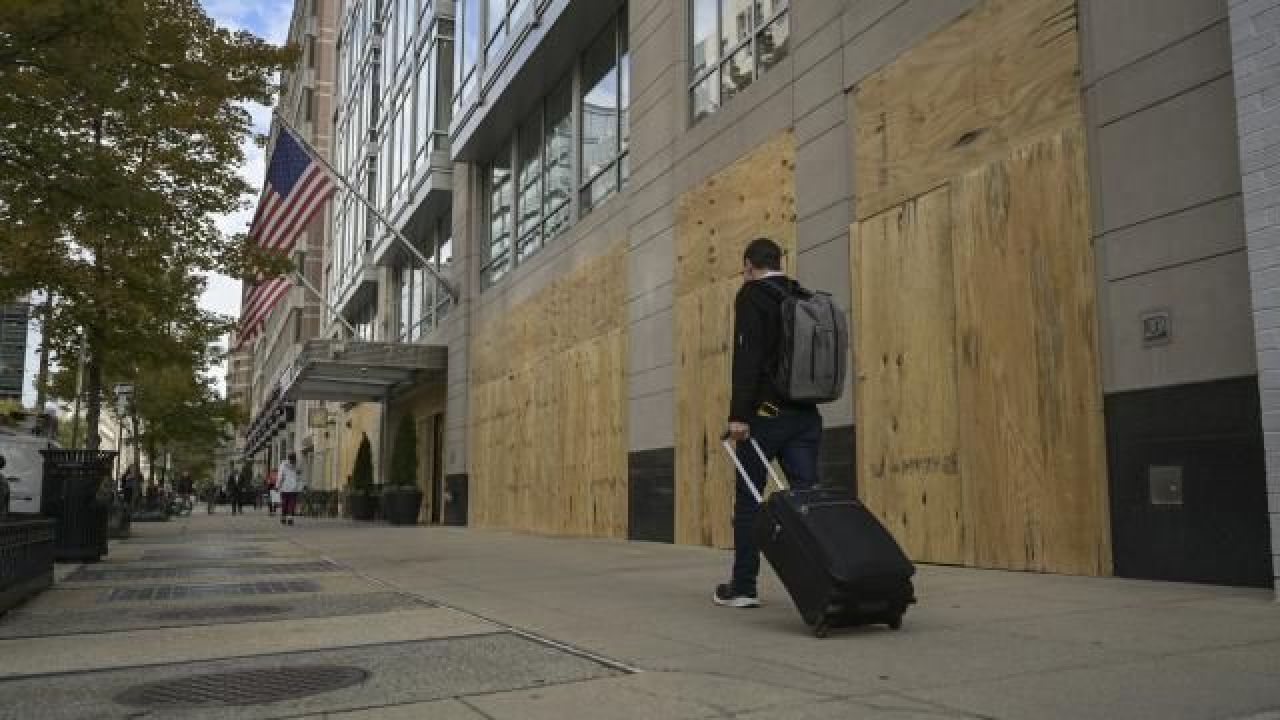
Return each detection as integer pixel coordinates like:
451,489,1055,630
146,604,288,622
116,665,370,708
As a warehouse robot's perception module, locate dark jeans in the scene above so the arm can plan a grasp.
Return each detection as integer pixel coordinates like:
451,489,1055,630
231,491,243,515
281,492,299,519
731,406,822,594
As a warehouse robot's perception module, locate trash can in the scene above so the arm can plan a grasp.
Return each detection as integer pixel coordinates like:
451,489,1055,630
40,450,117,563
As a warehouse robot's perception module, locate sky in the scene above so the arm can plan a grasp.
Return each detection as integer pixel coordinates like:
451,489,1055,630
199,1,294,395
20,1,292,406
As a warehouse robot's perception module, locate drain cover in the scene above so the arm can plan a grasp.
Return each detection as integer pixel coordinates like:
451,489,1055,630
146,604,288,622
116,665,370,708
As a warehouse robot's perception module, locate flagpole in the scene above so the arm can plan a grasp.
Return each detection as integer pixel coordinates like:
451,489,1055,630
270,110,461,304
294,269,358,336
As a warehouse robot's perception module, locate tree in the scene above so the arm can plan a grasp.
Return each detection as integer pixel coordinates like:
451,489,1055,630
389,415,418,488
0,0,295,450
351,434,373,495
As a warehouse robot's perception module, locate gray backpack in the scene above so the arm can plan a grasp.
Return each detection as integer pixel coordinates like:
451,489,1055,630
763,281,848,404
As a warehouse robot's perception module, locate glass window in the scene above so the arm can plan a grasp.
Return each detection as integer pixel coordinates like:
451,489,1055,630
691,72,718,122
756,10,789,75
721,0,752,54
416,56,431,157
458,0,480,105
580,14,628,212
689,0,789,123
436,38,455,133
438,215,453,268
581,25,618,186
398,265,412,340
690,0,718,78
619,19,630,155
400,95,412,187
721,43,752,103
543,77,571,240
486,0,507,64
517,112,542,261
484,142,513,288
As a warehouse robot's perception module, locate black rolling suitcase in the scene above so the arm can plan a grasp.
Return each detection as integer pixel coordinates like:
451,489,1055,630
724,437,916,637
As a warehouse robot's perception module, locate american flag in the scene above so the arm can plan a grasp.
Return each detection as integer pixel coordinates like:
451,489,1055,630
238,127,335,347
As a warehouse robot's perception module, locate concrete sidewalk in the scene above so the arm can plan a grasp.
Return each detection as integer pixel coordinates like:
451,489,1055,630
0,512,1277,719
286,518,1280,720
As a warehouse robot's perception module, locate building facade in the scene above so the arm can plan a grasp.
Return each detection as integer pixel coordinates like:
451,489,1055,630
443,0,1275,592
238,0,340,488
281,0,1277,594
0,298,29,403
283,0,455,508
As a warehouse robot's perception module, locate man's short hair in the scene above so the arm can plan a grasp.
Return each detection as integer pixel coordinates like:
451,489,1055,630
743,237,782,271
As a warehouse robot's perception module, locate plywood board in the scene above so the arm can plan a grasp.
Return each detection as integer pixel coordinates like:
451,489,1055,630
853,0,1082,220
852,188,967,565
850,0,1109,575
674,131,797,548
952,127,1110,574
468,247,628,539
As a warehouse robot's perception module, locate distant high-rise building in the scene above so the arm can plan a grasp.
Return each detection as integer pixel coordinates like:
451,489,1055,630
0,298,30,403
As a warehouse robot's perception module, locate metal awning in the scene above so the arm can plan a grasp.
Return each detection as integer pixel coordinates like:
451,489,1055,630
281,339,447,403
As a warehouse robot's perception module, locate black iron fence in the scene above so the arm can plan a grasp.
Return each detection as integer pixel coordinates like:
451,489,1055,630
0,517,55,614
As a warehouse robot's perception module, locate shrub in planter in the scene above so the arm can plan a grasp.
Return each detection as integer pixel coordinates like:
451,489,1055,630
382,415,422,526
347,434,378,521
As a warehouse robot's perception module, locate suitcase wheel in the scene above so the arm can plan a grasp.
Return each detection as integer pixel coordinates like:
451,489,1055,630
887,614,903,631
812,620,830,639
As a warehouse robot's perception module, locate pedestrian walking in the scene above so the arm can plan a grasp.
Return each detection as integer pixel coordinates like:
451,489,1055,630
229,470,244,515
277,452,304,526
267,469,279,515
715,237,823,609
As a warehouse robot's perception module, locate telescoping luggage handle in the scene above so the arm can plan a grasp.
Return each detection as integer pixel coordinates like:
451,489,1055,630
720,433,788,505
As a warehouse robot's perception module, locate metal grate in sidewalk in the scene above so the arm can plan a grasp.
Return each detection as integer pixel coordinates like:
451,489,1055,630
68,561,341,582
97,580,321,603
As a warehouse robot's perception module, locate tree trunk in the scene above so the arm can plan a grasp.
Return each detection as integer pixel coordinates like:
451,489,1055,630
84,326,103,451
84,114,105,452
34,292,52,411
147,437,157,486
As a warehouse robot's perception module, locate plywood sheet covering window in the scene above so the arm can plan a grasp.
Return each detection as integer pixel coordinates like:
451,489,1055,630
468,247,628,539
852,189,966,565
674,131,797,548
853,0,1083,221
850,0,1110,575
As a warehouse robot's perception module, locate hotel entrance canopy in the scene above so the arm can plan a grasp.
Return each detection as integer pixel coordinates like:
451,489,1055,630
281,339,447,403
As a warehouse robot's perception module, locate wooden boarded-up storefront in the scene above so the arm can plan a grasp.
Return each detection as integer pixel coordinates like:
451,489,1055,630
674,131,797,548
468,247,628,538
850,0,1111,574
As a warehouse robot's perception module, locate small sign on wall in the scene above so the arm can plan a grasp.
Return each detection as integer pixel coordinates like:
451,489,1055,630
1149,465,1184,506
1142,309,1172,347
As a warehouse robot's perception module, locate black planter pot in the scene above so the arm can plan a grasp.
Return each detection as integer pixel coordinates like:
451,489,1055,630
348,493,378,521
381,488,422,526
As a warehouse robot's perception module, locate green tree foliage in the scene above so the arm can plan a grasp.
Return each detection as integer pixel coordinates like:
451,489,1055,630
351,433,373,494
0,0,295,450
389,415,418,488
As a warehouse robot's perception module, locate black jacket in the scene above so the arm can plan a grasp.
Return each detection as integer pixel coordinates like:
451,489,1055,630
729,274,806,423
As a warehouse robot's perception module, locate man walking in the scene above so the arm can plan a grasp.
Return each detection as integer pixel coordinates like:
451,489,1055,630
716,238,823,609
277,452,303,526
228,471,243,515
